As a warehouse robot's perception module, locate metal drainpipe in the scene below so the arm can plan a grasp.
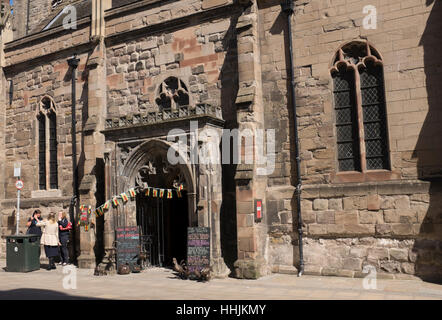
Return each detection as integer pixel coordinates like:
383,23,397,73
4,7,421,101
67,54,80,264
26,0,30,35
281,0,304,276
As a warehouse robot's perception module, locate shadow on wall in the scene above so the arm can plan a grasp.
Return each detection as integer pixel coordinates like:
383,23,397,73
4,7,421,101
412,0,442,283
266,1,302,270
219,13,240,274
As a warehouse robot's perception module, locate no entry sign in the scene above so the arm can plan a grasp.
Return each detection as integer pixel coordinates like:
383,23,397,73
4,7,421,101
15,180,24,190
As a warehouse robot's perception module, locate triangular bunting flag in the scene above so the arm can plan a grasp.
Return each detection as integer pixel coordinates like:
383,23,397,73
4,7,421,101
129,188,137,198
145,188,150,197
103,201,110,211
176,189,182,198
159,189,165,198
152,189,158,197
120,192,129,203
112,196,119,207
167,189,172,199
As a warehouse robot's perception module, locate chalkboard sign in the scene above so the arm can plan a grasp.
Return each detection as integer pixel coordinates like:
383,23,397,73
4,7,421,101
187,227,210,273
115,226,140,271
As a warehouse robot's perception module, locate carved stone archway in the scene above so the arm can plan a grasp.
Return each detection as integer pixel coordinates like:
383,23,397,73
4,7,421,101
121,138,197,227
115,137,229,277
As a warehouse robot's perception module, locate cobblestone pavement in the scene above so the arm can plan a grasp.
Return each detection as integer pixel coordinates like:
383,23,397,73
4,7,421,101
0,260,441,300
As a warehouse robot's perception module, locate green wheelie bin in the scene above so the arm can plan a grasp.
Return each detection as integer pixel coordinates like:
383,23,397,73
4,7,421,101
6,234,40,272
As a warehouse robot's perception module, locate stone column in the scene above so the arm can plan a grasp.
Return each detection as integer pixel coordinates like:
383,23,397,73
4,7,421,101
77,1,109,268
233,0,269,279
208,160,230,278
0,1,12,242
195,125,229,278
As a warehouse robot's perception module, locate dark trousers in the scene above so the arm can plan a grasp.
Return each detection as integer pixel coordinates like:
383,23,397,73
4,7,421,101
59,233,70,263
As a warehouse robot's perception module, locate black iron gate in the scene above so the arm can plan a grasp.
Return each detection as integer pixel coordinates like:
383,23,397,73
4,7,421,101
136,190,188,268
136,196,165,267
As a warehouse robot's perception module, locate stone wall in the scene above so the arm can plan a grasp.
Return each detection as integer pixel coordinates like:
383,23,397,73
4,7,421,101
3,52,89,199
12,0,58,39
105,1,237,124
0,20,91,257
1,0,441,280
260,0,442,281
0,198,71,257
300,181,442,280
259,0,442,185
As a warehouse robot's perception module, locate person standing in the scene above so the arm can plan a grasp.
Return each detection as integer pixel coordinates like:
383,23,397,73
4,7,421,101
57,211,71,266
37,213,61,270
26,209,43,237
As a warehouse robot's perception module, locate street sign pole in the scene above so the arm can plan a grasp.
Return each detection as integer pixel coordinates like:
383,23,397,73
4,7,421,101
16,184,20,235
14,163,22,235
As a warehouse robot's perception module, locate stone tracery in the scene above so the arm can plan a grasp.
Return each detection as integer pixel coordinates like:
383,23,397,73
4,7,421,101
155,77,189,112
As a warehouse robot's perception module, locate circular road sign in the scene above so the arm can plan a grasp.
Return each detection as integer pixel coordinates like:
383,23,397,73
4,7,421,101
15,180,24,190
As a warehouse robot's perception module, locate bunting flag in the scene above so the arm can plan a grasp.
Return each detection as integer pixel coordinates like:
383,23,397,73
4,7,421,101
81,183,184,222
80,206,88,223
79,205,91,231
112,196,119,207
120,192,129,203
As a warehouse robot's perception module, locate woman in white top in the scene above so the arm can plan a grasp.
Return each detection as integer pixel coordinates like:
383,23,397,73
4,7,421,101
37,213,61,270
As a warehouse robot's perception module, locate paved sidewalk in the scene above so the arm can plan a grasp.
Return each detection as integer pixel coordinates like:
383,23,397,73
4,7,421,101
0,260,441,300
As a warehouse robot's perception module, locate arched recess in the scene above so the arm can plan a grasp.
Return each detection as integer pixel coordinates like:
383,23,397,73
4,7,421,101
330,40,390,173
36,95,58,190
121,138,197,226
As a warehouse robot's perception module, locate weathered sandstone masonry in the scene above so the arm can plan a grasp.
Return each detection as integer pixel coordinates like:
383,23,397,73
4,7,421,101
0,0,440,281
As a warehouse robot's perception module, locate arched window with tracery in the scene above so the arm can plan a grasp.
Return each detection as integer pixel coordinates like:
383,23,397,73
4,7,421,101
330,41,390,172
37,96,58,190
155,77,189,112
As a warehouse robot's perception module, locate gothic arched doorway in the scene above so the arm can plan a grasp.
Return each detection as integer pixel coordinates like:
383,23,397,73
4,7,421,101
122,139,196,268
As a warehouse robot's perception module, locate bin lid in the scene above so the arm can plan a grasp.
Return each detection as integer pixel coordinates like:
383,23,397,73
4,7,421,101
5,234,40,239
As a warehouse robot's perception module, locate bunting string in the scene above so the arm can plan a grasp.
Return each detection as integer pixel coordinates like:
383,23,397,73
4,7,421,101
78,184,185,226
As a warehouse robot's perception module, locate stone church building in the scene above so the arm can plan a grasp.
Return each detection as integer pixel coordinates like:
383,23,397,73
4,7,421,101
0,0,441,281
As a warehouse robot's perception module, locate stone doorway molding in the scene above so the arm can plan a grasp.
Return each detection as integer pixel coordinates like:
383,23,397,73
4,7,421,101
121,138,197,227
116,138,229,278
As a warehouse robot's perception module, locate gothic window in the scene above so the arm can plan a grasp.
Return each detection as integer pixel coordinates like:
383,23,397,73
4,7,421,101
155,77,189,112
331,41,390,172
37,97,58,190
38,114,46,190
333,67,360,172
